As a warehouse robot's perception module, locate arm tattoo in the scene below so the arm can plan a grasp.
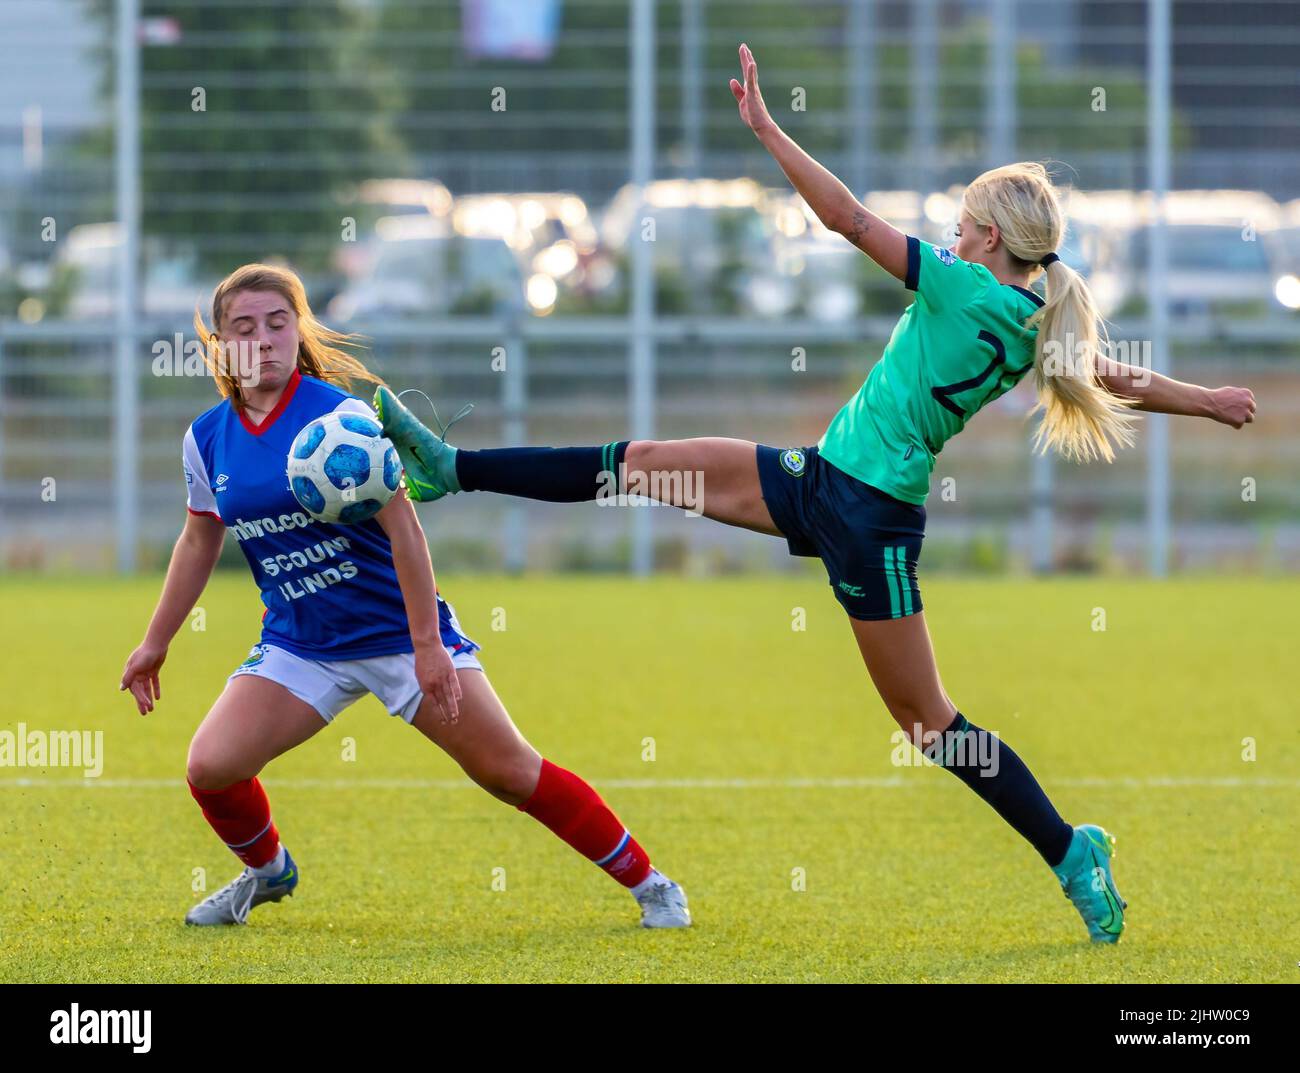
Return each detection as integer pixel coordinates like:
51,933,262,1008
846,209,871,251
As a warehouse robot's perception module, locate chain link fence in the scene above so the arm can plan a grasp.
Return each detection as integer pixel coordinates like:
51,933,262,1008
1,0,1296,573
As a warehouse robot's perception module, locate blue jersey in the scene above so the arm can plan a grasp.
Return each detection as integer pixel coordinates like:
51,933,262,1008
183,369,430,661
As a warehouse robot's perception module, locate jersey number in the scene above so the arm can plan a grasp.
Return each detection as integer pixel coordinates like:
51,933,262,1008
930,330,1031,418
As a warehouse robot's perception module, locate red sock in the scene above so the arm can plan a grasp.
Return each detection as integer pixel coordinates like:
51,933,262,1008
517,759,653,887
188,777,281,868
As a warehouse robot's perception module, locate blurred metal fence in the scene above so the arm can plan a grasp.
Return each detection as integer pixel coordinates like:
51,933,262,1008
1,0,1298,575
2,314,1297,573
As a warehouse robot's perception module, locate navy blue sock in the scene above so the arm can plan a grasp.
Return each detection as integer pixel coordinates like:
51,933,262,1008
924,712,1074,867
456,441,630,503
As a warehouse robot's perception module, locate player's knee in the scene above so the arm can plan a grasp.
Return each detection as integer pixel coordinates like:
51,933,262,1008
466,755,539,805
883,696,955,742
626,439,678,473
624,439,654,471
185,745,252,790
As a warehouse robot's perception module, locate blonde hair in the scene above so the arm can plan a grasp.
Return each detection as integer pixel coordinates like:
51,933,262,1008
961,162,1137,463
194,263,385,409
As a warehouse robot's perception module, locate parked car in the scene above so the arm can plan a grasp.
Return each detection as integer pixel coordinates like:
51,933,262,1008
600,178,790,315
332,178,454,283
762,193,863,319
327,219,525,322
55,223,219,322
452,191,605,310
1070,190,1292,321
1273,198,1300,310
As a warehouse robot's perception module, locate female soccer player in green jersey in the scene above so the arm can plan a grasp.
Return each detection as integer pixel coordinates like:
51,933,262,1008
374,44,1257,943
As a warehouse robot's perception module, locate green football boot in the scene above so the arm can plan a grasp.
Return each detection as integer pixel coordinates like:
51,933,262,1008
372,385,471,502
1052,823,1127,944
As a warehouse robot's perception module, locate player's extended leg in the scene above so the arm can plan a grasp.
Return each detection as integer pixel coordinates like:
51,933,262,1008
411,668,690,927
374,385,778,535
849,612,1126,943
183,675,323,924
625,437,780,533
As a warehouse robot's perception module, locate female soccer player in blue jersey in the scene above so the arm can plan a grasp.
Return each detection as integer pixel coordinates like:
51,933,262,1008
118,264,689,929
375,45,1258,944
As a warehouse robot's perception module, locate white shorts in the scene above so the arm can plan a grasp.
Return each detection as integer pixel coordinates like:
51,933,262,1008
228,641,483,724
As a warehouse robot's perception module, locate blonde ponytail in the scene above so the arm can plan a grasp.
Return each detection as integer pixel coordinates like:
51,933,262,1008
1028,259,1138,463
962,162,1139,463
194,262,386,409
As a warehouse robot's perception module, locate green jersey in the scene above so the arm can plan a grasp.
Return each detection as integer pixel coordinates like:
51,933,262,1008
818,235,1045,505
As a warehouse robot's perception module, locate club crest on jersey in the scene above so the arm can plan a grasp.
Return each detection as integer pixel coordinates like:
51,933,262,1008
779,449,807,476
930,244,957,266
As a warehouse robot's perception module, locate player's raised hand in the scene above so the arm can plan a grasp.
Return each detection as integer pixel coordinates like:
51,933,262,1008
1210,386,1257,428
730,43,774,136
120,641,167,715
415,641,462,724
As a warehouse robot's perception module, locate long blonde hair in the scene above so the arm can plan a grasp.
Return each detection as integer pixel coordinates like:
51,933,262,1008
962,162,1137,463
194,263,384,409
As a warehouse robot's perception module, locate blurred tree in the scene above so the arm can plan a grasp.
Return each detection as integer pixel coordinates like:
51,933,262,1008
77,0,404,275
59,0,1183,299
370,0,629,160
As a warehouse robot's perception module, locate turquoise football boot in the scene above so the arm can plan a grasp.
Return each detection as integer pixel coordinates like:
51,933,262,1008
372,385,472,502
1052,824,1127,943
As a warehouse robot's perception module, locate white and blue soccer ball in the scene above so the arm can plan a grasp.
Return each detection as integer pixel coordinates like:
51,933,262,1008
286,410,402,524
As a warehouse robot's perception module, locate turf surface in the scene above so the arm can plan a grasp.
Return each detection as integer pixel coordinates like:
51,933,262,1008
1,573,1295,982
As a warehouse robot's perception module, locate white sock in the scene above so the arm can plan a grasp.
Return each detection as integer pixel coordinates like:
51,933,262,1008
630,869,667,897
250,844,286,878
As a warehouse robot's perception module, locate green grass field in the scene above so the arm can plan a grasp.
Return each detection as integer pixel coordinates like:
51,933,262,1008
1,573,1296,983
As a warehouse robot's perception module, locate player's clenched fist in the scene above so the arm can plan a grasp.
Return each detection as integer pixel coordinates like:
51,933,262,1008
120,642,167,715
1210,386,1257,429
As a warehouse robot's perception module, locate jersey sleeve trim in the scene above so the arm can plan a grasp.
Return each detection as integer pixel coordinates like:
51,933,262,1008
905,235,922,292
187,507,221,520
182,424,219,517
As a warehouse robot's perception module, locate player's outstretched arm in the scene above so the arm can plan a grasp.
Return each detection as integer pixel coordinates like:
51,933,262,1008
376,487,462,722
730,42,908,281
120,510,225,714
1096,356,1257,427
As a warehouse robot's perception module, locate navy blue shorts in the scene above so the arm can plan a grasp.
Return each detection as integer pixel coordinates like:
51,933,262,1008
756,445,926,620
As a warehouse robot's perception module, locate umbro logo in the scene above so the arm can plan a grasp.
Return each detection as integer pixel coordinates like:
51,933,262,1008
215,473,230,492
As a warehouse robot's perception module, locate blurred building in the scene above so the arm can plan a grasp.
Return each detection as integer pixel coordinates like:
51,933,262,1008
1077,0,1300,193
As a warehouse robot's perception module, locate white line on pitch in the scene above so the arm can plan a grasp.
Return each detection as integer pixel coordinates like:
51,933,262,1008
0,775,1297,790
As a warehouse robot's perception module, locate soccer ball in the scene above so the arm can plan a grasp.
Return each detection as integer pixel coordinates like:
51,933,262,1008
286,410,402,524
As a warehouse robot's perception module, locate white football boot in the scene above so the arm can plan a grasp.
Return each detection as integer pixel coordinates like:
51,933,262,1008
185,850,298,926
634,874,692,928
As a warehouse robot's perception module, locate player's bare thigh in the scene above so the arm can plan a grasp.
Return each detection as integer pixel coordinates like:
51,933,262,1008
410,668,542,806
848,611,958,741
187,674,328,789
624,437,781,536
